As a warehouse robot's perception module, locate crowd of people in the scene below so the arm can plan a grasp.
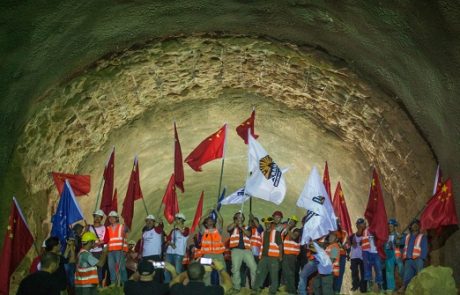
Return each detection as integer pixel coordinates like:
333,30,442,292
17,208,428,295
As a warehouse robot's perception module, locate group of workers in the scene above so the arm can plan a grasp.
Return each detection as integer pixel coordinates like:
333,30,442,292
19,207,428,295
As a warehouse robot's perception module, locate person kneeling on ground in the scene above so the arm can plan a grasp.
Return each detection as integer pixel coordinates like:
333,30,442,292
124,260,177,295
169,260,232,295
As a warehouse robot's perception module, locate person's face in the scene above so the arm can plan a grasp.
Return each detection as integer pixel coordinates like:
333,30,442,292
388,224,395,232
292,231,300,240
328,233,337,243
273,215,282,224
108,216,117,224
206,218,215,228
145,219,155,228
357,223,366,231
288,220,297,227
129,243,136,250
52,243,61,254
93,215,102,224
411,222,420,233
75,227,83,236
175,218,184,225
235,214,244,224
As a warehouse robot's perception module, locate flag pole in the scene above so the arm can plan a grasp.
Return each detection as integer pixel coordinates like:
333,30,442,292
13,197,40,256
141,197,149,215
216,124,227,198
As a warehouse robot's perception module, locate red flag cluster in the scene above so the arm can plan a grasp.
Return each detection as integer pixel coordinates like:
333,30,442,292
122,157,144,229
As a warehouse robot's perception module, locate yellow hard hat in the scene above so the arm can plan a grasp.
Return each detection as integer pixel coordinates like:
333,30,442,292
81,231,97,243
289,215,299,223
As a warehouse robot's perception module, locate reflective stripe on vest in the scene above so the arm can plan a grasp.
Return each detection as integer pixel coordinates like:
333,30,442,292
395,247,402,258
107,224,128,252
250,227,262,249
201,229,225,254
403,234,423,260
182,251,190,265
260,230,280,258
193,247,203,259
75,250,99,285
229,227,251,249
361,229,370,251
325,243,340,277
283,235,300,255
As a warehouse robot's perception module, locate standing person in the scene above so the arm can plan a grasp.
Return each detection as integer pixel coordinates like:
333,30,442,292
385,218,403,293
140,214,164,262
199,209,226,286
249,214,263,262
361,218,383,291
165,213,190,281
272,211,284,232
253,212,284,295
29,240,47,273
333,220,349,294
126,240,139,278
124,260,177,295
87,210,109,286
282,227,301,295
312,233,339,295
106,210,129,286
74,232,109,295
17,252,61,295
227,211,258,292
401,219,427,291
349,218,367,293
45,236,72,294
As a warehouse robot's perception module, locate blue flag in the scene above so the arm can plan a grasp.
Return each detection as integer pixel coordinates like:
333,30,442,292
51,180,84,246
211,187,227,221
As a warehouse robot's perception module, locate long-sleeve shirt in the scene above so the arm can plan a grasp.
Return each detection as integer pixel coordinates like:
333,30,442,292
403,233,428,260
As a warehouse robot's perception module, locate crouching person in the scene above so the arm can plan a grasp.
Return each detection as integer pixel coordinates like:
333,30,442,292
75,232,108,295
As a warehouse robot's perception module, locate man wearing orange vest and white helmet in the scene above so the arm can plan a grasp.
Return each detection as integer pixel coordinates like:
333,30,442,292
253,211,284,295
106,210,129,286
75,232,108,295
384,218,403,292
401,219,427,290
226,211,258,292
281,224,301,295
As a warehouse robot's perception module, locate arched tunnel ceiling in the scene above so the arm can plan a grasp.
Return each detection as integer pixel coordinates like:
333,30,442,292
1,0,460,283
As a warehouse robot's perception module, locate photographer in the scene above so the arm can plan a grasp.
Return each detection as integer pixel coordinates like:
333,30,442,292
124,260,176,295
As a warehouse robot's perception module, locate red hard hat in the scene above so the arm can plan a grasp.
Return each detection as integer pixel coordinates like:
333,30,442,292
272,211,283,218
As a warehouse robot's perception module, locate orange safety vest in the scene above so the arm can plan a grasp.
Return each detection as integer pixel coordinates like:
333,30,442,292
201,228,225,254
223,238,232,261
182,250,191,265
75,250,99,286
283,235,300,255
325,243,340,277
229,227,251,249
193,246,203,259
336,229,349,256
403,234,423,260
360,229,370,251
260,230,280,258
107,224,128,252
250,227,262,249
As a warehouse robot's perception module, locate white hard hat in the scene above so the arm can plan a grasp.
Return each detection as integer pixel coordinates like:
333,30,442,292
108,211,119,217
93,209,104,217
145,214,156,220
175,213,186,221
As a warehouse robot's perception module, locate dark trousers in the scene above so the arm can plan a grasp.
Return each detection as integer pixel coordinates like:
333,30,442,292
282,254,297,294
350,258,367,293
254,256,280,295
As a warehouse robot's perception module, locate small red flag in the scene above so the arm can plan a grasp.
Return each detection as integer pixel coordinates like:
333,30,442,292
0,198,34,295
100,148,115,215
236,110,259,144
364,168,389,259
332,182,353,236
421,178,458,231
174,122,185,193
121,158,143,229
322,161,332,201
162,174,179,224
185,124,226,172
190,191,204,233
52,172,90,196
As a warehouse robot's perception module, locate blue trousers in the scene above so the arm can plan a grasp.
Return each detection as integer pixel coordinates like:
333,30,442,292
164,253,184,282
403,259,423,287
363,251,383,284
298,260,318,295
384,249,396,291
108,251,128,285
333,255,346,293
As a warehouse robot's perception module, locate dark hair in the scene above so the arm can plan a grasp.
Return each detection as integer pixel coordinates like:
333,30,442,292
187,262,205,281
45,236,60,252
233,212,245,222
40,252,60,269
73,224,84,232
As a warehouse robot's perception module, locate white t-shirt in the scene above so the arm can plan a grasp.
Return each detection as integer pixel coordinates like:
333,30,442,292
142,228,163,257
166,229,188,256
350,235,363,259
89,225,106,253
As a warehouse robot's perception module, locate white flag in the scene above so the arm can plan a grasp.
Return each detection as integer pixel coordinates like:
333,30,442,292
221,187,250,205
298,166,337,244
245,134,287,205
313,242,333,275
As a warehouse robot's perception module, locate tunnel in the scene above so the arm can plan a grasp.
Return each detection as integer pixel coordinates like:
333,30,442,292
1,1,459,293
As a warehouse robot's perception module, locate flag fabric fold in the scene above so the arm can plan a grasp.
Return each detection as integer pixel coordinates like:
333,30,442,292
174,122,185,192
221,187,250,205
0,197,34,295
236,110,259,144
184,124,226,172
245,133,287,205
51,181,85,245
332,182,353,236
121,157,143,229
313,242,333,274
322,161,332,201
421,178,458,231
100,148,115,215
162,174,180,224
190,191,204,233
52,172,91,196
111,189,118,212
297,166,337,244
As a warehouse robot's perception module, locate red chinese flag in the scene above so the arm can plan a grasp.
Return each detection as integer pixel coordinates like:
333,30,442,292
162,174,179,224
122,158,143,229
421,178,458,231
185,124,226,172
322,161,332,201
52,172,90,196
174,122,185,193
236,110,259,144
100,148,115,215
111,189,118,212
0,198,34,295
190,191,204,233
364,168,389,258
332,182,353,236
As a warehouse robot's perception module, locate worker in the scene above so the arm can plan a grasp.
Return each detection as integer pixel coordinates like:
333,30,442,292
282,226,301,295
106,210,129,285
401,219,427,290
385,218,403,292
